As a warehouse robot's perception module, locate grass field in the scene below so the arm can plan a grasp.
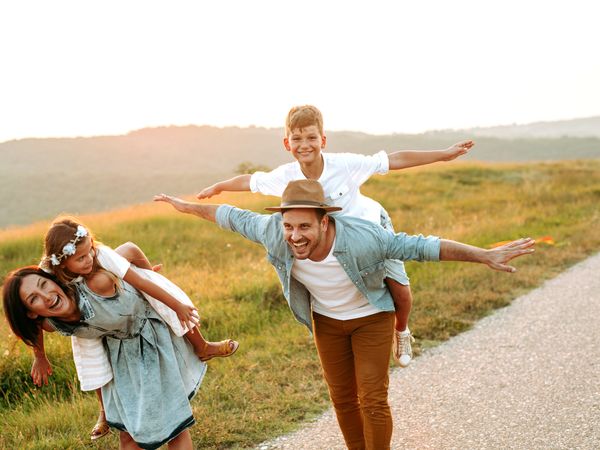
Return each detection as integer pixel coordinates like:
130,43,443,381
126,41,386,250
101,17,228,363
1,160,599,449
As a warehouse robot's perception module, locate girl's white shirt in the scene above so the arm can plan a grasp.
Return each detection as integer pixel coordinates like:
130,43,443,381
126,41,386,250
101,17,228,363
70,245,195,391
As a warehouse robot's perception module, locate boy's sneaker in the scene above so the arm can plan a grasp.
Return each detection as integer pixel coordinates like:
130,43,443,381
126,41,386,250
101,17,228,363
393,329,415,367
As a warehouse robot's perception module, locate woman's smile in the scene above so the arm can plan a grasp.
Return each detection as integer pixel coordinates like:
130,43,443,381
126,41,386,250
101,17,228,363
19,274,79,321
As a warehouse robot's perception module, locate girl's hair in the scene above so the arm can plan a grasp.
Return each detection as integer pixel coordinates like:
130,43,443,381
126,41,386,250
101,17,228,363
42,216,120,289
2,266,73,347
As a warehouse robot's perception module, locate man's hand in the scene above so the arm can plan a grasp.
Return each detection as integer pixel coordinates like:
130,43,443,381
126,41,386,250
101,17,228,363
441,140,474,161
31,355,53,386
485,237,535,272
154,193,219,222
197,184,221,200
153,194,191,213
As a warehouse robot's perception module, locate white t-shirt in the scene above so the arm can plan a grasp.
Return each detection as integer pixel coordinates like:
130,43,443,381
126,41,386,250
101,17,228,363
250,151,390,224
291,239,381,320
96,245,130,278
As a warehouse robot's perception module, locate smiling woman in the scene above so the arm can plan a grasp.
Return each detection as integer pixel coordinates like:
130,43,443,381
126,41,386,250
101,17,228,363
19,271,81,324
2,266,206,450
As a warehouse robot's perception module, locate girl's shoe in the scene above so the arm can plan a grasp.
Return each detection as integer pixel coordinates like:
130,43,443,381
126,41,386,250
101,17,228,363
200,339,239,362
90,411,110,441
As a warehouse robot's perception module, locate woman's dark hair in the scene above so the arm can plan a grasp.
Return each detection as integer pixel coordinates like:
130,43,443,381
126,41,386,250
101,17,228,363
2,266,69,347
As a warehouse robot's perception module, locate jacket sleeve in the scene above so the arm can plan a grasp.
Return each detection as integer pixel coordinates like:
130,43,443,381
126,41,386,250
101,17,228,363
383,228,441,262
216,204,275,247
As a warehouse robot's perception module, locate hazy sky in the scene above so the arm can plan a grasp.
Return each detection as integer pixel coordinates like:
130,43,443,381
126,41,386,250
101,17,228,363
1,1,599,143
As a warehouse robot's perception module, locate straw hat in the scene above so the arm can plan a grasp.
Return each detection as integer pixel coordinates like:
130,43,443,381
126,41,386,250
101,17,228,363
265,180,342,212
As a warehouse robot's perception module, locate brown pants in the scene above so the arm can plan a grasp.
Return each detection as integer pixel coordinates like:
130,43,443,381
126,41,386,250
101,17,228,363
313,311,395,450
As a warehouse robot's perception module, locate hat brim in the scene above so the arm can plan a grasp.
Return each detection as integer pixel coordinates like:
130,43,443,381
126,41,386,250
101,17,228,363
265,204,342,213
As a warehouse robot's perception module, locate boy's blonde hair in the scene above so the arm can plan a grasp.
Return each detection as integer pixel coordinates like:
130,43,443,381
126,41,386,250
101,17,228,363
42,216,120,289
285,105,324,137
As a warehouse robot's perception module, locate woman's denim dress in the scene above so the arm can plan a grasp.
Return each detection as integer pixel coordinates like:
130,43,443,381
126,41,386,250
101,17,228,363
49,280,206,450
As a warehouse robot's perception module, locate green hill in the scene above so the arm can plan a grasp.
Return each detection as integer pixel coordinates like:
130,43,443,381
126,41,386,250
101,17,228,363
1,121,599,228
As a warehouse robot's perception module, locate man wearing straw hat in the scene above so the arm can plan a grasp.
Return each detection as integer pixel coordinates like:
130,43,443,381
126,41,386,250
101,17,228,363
154,179,534,450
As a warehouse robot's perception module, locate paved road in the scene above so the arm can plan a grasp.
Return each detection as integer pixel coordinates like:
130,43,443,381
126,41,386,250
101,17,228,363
256,253,600,449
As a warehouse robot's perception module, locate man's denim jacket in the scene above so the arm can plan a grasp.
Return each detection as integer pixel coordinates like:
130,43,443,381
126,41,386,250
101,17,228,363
216,205,441,332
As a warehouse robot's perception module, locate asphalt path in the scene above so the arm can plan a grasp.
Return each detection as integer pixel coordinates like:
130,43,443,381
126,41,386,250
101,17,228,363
256,253,600,450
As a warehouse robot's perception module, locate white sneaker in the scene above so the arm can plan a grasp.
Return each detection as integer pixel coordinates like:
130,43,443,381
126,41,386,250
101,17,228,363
393,329,415,367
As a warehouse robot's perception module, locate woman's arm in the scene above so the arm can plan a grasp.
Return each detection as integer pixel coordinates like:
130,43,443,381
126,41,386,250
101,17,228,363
30,322,54,386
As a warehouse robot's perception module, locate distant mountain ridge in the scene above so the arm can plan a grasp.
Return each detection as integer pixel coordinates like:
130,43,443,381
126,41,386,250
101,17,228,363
448,116,600,139
1,118,599,228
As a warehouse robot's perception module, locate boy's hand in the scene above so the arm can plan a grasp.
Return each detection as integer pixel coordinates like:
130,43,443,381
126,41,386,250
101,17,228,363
197,184,221,200
442,140,474,161
484,238,535,272
31,355,53,386
173,302,201,332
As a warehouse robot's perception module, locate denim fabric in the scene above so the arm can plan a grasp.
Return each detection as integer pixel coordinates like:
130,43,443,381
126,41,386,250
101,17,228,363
216,205,440,332
49,281,206,449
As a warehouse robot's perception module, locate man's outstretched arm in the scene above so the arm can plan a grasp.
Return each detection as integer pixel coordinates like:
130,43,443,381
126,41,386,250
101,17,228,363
386,232,534,273
154,194,219,222
440,237,535,273
154,194,273,247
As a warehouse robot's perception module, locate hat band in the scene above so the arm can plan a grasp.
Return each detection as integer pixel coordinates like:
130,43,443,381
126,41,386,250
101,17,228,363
280,200,329,208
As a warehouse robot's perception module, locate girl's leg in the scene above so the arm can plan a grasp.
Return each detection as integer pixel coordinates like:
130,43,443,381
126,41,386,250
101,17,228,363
185,328,239,361
167,430,193,450
90,388,110,440
119,431,142,450
114,242,155,270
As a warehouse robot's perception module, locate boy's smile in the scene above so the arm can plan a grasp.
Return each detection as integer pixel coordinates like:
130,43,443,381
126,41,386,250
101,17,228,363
283,125,326,171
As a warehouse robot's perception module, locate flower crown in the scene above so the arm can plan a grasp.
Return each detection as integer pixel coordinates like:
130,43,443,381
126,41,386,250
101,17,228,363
46,225,89,266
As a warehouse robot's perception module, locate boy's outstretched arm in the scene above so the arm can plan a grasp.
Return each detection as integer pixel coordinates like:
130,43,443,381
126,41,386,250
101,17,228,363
197,174,251,199
388,140,474,170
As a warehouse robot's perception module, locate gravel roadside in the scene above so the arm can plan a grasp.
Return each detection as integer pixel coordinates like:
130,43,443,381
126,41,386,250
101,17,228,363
256,253,600,450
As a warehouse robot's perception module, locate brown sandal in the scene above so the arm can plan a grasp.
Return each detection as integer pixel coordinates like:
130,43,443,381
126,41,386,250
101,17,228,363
90,411,110,441
200,339,239,362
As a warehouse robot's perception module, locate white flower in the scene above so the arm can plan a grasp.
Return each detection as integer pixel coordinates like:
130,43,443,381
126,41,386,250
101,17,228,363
62,242,76,256
50,254,60,266
75,225,88,238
